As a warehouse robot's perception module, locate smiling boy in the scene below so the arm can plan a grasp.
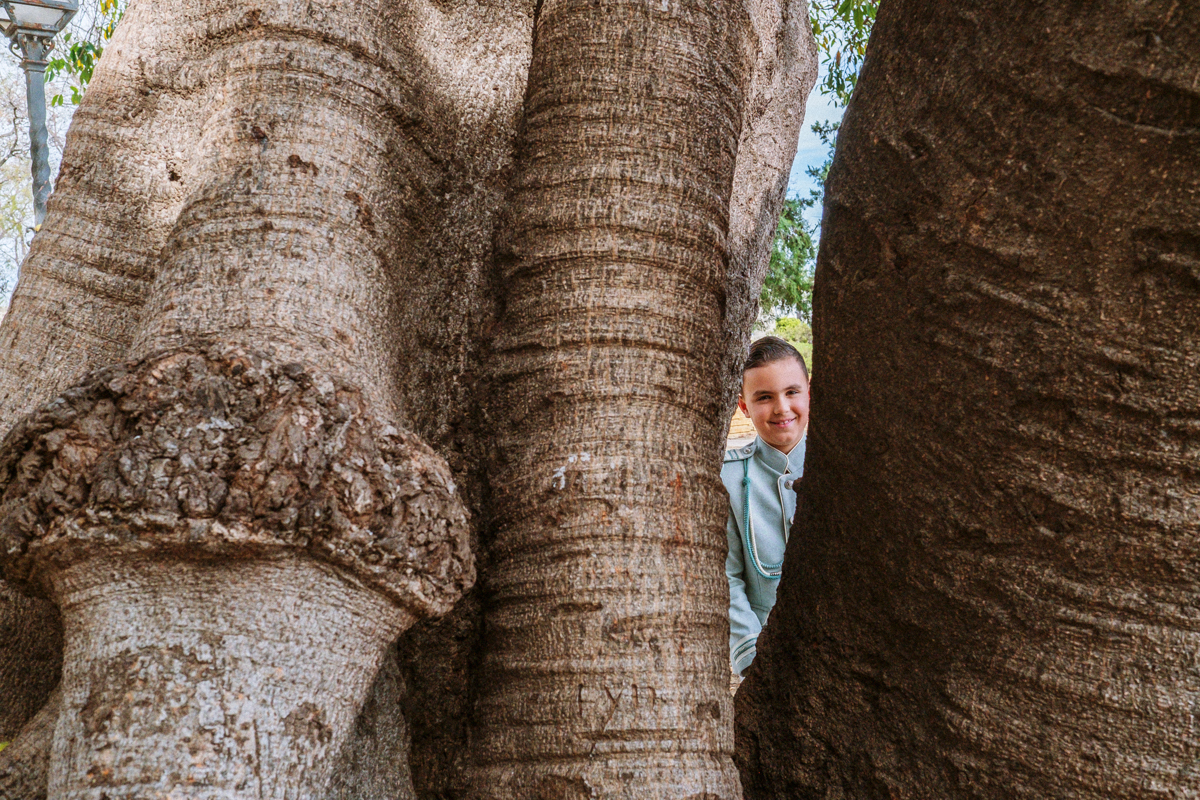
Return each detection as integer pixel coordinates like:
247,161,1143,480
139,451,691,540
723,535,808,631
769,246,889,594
722,336,810,676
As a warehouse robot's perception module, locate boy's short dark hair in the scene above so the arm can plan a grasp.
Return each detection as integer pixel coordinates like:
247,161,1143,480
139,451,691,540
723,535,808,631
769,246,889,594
743,335,809,380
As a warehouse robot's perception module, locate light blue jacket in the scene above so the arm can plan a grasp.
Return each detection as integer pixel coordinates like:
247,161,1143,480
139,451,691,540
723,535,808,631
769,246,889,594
722,436,805,675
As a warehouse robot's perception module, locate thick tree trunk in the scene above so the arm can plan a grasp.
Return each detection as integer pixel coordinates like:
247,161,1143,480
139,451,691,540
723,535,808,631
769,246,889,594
469,0,812,795
738,0,1200,797
0,0,493,794
0,0,200,423
0,348,472,800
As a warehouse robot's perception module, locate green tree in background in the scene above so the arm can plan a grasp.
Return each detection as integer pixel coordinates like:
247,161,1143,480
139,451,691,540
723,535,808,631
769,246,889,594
759,0,875,323
773,317,811,344
759,196,816,320
771,316,814,370
759,119,839,323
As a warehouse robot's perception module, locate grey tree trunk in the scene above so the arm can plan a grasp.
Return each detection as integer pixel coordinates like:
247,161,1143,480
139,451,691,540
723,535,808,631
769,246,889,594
737,0,1200,797
0,0,499,795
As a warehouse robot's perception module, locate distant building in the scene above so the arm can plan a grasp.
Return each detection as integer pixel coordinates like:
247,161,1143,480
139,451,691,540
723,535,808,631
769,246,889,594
726,407,756,447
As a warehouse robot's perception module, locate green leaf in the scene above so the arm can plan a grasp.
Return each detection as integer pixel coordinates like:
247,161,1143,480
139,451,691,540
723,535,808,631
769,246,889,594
39,1,127,105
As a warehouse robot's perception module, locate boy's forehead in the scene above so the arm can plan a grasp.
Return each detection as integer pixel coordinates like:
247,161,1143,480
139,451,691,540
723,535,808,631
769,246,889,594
741,357,808,390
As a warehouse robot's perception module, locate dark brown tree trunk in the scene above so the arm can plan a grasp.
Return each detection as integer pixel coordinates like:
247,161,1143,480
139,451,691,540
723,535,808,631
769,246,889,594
0,585,59,741
737,0,1200,797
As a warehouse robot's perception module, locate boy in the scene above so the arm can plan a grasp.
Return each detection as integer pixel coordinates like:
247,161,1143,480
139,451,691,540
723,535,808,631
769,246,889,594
723,336,810,676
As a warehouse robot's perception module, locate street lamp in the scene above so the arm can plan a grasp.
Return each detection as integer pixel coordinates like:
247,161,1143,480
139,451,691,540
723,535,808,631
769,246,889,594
0,0,77,228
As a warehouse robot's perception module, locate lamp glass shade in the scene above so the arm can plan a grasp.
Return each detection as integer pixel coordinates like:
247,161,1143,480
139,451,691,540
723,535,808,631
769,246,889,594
8,3,66,26
1,0,77,38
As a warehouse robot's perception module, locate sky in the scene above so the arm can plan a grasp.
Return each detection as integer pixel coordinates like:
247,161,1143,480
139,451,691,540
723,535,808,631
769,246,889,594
785,65,845,230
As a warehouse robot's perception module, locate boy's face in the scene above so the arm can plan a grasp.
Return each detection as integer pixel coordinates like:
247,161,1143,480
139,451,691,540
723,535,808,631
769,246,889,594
738,357,810,455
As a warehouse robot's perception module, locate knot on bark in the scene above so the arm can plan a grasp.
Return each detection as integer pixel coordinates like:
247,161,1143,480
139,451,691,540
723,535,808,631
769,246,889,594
0,345,474,616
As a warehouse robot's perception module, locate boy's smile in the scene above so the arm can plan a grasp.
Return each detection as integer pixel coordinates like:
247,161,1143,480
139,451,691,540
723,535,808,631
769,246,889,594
738,356,810,455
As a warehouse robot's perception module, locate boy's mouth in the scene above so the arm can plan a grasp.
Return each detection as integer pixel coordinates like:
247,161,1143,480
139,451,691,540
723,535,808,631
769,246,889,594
770,417,796,428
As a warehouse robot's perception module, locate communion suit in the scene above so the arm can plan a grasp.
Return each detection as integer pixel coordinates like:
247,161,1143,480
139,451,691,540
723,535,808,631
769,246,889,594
722,435,805,676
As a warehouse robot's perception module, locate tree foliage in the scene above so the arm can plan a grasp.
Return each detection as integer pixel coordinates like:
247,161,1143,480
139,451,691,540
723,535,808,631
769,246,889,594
759,119,839,323
773,316,811,345
46,0,125,106
809,0,878,107
771,316,814,370
759,0,875,323
759,196,817,321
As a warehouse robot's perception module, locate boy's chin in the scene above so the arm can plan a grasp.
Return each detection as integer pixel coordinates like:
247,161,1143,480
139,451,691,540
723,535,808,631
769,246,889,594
762,430,801,451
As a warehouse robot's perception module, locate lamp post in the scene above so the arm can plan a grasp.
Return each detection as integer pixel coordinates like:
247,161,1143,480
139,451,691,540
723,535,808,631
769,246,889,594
0,0,77,228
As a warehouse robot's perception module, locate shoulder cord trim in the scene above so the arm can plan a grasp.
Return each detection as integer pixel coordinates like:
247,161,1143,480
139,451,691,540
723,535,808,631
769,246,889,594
742,458,783,580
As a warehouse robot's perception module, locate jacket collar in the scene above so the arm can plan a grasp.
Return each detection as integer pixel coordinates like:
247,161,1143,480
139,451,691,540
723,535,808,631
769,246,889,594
753,436,805,475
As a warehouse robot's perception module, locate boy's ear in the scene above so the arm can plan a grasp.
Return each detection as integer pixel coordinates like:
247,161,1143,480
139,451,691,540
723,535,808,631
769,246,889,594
737,394,749,415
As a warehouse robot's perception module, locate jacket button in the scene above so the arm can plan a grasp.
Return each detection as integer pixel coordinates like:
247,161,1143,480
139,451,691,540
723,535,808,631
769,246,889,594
743,446,753,454
783,479,794,490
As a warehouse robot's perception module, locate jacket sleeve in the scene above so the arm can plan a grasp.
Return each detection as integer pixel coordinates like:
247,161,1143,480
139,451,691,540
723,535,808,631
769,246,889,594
726,506,762,676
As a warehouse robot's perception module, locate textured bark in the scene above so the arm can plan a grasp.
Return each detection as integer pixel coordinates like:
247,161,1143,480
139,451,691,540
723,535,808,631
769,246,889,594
0,0,206,738
0,584,59,740
328,647,415,800
2,653,420,800
468,0,811,795
0,0,501,791
0,347,471,798
50,555,410,799
0,348,471,607
738,0,1200,797
397,1,815,794
0,0,202,423
0,687,56,800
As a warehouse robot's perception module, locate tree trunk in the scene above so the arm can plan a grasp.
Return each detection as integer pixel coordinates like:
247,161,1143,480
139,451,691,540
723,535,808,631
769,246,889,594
0,0,493,794
0,584,59,741
737,0,1200,797
0,687,56,800
469,0,812,795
